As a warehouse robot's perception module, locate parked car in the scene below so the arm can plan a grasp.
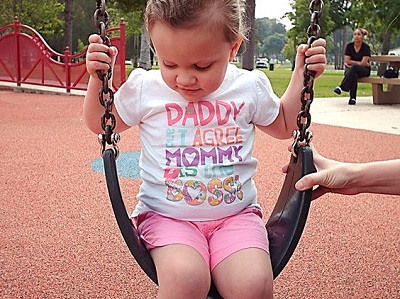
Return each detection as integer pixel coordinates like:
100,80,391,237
256,59,268,68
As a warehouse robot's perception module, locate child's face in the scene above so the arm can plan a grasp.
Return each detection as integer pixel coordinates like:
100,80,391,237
150,22,241,102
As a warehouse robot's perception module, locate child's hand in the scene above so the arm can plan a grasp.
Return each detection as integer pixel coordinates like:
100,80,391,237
86,34,119,78
295,38,326,79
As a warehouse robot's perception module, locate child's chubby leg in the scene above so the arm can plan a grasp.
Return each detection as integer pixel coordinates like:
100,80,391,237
150,244,210,299
212,248,273,299
136,212,211,299
209,208,274,299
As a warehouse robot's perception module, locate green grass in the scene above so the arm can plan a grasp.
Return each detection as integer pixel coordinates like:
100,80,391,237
257,64,373,98
126,63,373,98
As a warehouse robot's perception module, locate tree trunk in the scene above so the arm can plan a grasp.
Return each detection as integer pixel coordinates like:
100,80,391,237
133,34,140,67
242,0,255,71
64,0,73,50
378,31,392,76
341,27,348,69
139,29,151,70
291,36,297,71
333,29,339,69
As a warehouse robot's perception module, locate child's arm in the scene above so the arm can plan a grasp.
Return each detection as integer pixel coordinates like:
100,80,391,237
83,34,129,134
258,39,327,139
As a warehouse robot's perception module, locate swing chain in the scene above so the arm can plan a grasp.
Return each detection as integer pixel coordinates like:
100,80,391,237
292,0,323,156
94,0,120,158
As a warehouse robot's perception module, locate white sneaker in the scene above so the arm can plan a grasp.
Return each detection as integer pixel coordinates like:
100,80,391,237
333,86,342,95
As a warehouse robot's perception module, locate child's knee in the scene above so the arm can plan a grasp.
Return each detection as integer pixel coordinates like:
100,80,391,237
158,263,210,299
216,276,273,299
151,245,211,298
212,248,273,298
238,269,273,298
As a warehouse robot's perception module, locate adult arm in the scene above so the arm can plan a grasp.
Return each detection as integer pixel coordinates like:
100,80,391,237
344,55,370,68
295,150,400,199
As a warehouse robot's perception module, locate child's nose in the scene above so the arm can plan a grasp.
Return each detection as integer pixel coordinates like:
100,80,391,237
176,72,196,86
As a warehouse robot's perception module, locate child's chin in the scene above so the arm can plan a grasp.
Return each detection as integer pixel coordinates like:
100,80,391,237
178,91,204,102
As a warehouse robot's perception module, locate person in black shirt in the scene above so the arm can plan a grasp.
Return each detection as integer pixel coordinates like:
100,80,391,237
334,28,371,105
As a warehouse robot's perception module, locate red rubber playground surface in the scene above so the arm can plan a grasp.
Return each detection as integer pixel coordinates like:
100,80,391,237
1,90,399,298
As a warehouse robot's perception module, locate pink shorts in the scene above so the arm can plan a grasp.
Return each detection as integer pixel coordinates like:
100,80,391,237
135,207,269,271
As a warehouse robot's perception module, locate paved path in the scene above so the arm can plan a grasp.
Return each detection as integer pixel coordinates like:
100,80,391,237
312,96,400,135
0,90,399,299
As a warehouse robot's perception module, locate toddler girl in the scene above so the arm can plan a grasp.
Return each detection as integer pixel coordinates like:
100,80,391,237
84,0,326,298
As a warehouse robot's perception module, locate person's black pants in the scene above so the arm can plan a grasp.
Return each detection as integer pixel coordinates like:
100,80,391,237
340,65,371,99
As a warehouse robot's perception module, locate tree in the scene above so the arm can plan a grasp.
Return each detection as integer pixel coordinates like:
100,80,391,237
327,0,351,69
71,0,99,52
282,38,295,63
106,2,144,65
286,0,334,69
287,0,334,43
0,0,64,38
50,0,99,53
109,0,149,68
255,18,287,59
263,33,288,61
242,0,256,70
349,0,400,51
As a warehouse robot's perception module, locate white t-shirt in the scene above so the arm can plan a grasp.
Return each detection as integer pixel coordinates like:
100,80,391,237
115,64,280,221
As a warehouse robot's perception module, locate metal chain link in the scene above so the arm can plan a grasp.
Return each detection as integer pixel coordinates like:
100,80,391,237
94,0,120,158
292,0,324,156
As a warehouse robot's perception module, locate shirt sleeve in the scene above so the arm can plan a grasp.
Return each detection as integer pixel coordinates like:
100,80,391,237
114,68,146,127
344,43,352,56
251,70,280,126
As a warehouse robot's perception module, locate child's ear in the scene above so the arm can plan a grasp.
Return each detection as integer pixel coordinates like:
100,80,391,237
229,38,243,62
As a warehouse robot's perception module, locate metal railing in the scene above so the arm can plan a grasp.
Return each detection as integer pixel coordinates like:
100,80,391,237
0,17,126,93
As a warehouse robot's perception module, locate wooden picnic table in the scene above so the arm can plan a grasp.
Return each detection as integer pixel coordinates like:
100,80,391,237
358,55,400,104
369,55,400,69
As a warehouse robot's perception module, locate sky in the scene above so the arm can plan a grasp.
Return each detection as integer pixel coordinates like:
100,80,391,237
255,0,292,28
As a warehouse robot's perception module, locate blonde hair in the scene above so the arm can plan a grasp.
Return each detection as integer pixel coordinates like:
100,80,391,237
145,0,247,43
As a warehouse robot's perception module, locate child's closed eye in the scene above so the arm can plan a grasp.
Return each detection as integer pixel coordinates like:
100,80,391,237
195,64,212,71
163,61,177,69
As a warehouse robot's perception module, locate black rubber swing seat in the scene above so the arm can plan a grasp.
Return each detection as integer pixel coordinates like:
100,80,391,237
102,145,315,298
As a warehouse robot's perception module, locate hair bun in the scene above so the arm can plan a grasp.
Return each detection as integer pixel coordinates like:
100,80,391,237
361,28,368,37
